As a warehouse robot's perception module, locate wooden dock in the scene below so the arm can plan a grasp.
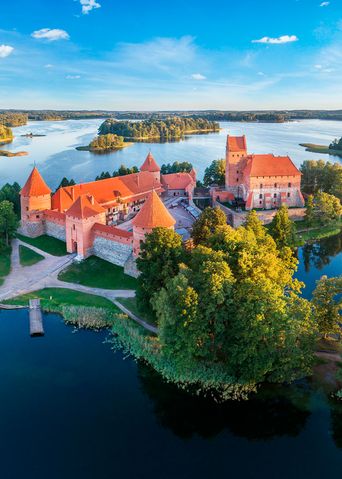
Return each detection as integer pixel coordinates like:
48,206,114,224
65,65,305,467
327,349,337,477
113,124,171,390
29,298,44,337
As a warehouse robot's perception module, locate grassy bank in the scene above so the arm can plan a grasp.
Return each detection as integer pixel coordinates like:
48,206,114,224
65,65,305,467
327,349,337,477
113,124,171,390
17,234,67,256
58,256,137,290
299,143,342,158
295,219,342,244
0,246,11,286
19,245,44,266
4,288,120,330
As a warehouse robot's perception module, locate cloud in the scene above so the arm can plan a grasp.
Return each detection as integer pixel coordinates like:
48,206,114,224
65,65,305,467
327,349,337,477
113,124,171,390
252,35,298,44
31,28,70,41
44,64,53,68
314,64,323,69
191,73,206,80
0,44,14,58
80,0,101,14
66,75,81,79
257,71,265,76
320,2,330,6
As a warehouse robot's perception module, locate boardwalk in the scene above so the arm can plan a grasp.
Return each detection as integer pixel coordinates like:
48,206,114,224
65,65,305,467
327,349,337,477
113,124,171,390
29,298,44,336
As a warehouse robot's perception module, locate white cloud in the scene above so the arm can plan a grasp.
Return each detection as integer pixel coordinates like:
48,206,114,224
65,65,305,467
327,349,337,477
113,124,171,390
31,28,70,41
320,2,330,6
0,44,14,58
314,64,323,69
252,35,298,44
257,71,265,76
66,75,81,79
191,73,206,80
80,0,101,14
44,64,53,68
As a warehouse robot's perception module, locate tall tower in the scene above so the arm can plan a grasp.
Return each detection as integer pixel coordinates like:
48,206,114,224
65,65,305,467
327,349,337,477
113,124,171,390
132,190,176,256
20,167,52,237
140,152,161,183
225,135,247,195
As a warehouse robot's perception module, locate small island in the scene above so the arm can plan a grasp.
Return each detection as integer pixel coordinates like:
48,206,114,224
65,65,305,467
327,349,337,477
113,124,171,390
76,133,132,152
20,132,46,138
300,137,342,158
98,116,220,141
0,150,28,157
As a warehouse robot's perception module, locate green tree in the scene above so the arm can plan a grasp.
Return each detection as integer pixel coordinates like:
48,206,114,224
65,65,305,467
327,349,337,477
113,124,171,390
136,227,184,319
0,182,21,216
56,177,76,190
245,210,266,240
269,205,296,249
203,159,225,187
315,192,342,223
0,200,18,246
0,124,13,141
312,275,342,338
305,194,315,225
191,207,227,246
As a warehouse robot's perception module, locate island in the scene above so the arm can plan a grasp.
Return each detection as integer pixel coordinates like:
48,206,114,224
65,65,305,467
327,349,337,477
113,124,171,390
0,150,28,157
300,137,342,158
20,132,46,138
98,116,220,141
76,133,132,152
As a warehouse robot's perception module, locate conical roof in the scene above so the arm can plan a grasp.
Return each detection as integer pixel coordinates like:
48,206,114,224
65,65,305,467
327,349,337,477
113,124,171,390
140,152,160,172
20,167,51,196
132,190,176,229
66,194,105,219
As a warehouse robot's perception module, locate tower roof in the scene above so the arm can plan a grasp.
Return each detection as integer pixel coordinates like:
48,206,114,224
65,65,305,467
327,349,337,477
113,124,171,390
226,135,247,152
132,190,176,229
66,194,105,219
140,152,160,172
243,154,301,177
20,167,51,197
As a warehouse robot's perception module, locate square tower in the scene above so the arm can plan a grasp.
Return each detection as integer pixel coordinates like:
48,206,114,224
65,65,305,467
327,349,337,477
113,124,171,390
225,135,247,195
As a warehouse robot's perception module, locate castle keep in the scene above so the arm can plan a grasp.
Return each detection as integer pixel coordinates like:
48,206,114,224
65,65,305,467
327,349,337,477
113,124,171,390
20,153,196,272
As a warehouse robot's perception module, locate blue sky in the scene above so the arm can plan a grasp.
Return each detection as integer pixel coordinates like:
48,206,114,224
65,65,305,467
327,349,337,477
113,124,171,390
0,0,341,109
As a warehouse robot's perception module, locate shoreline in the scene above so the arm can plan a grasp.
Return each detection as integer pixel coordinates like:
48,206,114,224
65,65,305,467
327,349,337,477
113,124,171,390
299,143,342,158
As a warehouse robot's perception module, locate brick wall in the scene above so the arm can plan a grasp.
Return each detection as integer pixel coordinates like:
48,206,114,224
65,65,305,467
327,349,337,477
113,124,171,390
92,236,133,267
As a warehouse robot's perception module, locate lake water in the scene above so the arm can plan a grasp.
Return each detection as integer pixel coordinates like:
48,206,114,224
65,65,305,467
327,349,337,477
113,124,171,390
1,233,342,479
0,118,341,189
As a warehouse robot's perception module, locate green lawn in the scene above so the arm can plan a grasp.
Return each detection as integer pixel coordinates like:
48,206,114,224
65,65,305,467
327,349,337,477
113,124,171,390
19,245,44,266
58,255,137,290
118,296,157,326
4,287,119,311
295,219,342,244
0,246,11,286
17,234,67,256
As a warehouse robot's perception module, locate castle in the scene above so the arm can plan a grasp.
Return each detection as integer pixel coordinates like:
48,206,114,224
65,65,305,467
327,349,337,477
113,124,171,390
20,152,196,274
214,135,304,210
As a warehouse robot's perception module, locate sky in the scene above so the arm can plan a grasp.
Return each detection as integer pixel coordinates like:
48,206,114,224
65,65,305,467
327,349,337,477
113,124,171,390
0,0,341,110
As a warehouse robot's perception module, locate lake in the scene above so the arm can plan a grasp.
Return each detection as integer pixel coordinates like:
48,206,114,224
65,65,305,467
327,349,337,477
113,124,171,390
1,233,342,479
0,118,341,189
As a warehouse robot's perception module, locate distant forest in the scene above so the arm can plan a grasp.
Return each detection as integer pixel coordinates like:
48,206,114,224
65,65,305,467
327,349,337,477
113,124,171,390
1,109,342,125
98,117,220,140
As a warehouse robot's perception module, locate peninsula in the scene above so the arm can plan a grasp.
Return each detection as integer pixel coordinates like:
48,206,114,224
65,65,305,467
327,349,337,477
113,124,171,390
300,137,342,158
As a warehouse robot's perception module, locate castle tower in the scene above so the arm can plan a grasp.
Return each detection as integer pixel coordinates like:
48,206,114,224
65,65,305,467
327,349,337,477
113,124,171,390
132,190,176,256
140,152,161,183
65,194,106,259
20,167,52,237
225,135,247,195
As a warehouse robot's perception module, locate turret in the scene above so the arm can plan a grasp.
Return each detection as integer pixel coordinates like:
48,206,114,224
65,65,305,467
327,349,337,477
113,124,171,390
132,190,176,256
20,167,52,237
140,151,161,183
225,135,247,193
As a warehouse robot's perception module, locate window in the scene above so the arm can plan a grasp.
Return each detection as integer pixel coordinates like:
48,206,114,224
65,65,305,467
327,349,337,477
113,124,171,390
287,192,290,198
288,182,291,188
36,215,40,219
259,200,262,205
274,193,277,198
73,224,76,230
236,170,239,174
259,194,263,199
236,178,239,182
274,183,277,188
26,206,29,211
260,183,263,189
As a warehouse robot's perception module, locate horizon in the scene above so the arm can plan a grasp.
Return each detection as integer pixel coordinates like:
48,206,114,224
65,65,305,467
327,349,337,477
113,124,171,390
0,0,341,110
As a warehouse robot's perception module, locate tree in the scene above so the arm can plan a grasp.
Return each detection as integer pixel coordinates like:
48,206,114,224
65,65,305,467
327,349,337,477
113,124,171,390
160,161,193,174
203,159,225,187
305,195,314,226
312,275,342,338
0,182,21,216
56,177,76,190
245,210,266,240
315,192,342,224
191,207,227,246
269,205,296,249
136,227,184,319
300,160,342,201
0,200,18,246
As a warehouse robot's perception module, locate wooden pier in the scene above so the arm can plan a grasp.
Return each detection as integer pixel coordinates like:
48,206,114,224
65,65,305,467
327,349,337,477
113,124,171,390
29,298,44,337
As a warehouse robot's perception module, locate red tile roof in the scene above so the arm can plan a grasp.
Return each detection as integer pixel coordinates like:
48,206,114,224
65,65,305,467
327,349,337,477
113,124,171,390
161,172,195,190
51,171,161,212
92,223,133,238
132,190,176,229
21,167,51,197
66,194,105,219
140,152,160,172
226,135,247,152
243,154,301,177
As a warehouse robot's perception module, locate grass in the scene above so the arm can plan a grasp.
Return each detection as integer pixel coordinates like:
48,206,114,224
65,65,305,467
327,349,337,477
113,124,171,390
4,287,119,311
19,245,44,266
58,255,137,290
295,219,342,244
299,143,342,158
0,245,11,286
118,296,158,327
17,234,67,256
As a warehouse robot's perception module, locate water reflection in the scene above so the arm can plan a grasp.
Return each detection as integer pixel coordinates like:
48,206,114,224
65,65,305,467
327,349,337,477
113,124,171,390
301,232,342,272
138,364,311,441
331,402,342,449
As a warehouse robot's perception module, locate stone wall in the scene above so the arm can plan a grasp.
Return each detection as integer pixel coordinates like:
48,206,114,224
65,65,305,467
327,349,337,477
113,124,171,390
45,220,66,241
19,221,45,238
93,236,133,267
